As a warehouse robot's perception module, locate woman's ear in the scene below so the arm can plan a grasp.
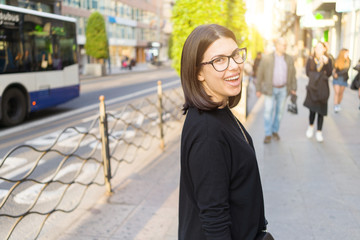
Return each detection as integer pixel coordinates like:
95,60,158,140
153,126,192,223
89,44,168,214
198,70,205,82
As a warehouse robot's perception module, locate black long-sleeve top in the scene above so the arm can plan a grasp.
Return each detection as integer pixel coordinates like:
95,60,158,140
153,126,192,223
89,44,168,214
179,107,266,240
334,64,350,81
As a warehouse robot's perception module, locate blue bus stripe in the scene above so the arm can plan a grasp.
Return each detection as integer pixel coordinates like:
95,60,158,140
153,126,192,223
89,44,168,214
29,85,80,112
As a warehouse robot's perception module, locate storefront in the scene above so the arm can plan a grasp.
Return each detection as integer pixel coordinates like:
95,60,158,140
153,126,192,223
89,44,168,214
146,41,161,63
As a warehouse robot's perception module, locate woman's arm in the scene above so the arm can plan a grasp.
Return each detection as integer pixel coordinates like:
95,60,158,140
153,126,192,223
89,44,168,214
324,58,333,77
188,139,232,240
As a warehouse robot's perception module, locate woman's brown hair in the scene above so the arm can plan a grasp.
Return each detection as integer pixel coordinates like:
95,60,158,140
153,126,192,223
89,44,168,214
180,24,242,114
334,48,350,70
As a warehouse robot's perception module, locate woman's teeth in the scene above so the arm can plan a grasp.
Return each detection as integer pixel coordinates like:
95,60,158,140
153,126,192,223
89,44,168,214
225,75,239,81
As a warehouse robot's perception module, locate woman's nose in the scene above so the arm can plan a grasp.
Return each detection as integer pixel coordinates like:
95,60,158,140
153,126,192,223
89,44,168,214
228,57,240,70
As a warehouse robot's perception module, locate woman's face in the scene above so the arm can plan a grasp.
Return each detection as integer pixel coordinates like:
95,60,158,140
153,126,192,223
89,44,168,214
198,37,243,105
314,43,325,58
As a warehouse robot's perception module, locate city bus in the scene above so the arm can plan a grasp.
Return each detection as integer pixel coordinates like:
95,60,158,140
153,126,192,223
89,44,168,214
0,4,79,127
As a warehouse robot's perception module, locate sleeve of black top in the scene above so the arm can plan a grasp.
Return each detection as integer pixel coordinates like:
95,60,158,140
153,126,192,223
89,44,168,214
188,138,232,240
324,60,333,77
305,58,311,77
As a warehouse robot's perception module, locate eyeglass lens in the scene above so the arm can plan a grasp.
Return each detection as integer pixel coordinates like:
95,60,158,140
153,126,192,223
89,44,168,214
213,48,246,72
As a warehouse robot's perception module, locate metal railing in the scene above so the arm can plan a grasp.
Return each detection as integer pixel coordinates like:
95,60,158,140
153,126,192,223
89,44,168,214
0,82,184,239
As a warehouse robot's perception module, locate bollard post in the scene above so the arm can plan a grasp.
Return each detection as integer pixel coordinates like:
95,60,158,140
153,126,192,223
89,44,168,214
157,81,165,150
99,95,112,193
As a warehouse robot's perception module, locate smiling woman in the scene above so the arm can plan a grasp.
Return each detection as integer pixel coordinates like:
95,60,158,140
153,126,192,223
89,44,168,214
180,24,243,112
179,24,271,240
197,38,245,106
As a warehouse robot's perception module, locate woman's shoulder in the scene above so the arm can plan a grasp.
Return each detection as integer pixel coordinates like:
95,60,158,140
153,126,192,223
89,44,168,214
185,108,224,127
183,108,228,140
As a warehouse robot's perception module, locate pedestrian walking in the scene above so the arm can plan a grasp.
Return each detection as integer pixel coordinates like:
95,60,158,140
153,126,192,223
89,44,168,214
304,42,333,142
332,48,351,113
179,24,271,240
255,37,297,144
253,51,262,81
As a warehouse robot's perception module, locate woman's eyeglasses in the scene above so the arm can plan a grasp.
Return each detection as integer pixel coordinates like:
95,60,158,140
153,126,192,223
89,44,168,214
200,48,247,72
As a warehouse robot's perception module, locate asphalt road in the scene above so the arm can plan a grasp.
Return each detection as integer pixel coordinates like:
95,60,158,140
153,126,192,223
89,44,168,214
0,67,181,239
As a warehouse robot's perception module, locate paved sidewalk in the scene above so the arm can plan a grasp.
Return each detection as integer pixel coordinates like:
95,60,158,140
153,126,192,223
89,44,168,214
50,69,359,240
247,69,360,239
51,127,181,240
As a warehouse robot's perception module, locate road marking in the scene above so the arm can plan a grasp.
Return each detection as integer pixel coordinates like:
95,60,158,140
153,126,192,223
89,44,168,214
0,189,8,200
89,130,136,149
25,127,87,146
135,115,144,126
12,162,98,204
0,159,46,185
0,157,28,175
0,158,46,200
0,80,180,139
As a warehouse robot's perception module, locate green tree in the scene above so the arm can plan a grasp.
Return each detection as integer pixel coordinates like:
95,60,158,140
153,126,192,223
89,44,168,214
171,0,249,74
248,25,265,60
85,11,109,61
225,0,248,48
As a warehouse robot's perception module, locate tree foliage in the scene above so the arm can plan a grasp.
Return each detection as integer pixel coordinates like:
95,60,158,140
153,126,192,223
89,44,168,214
225,0,248,47
171,0,248,74
85,11,109,60
248,25,265,60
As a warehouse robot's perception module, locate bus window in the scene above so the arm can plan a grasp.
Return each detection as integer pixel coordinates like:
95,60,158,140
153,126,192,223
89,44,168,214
59,21,77,68
22,49,32,71
52,45,62,70
0,40,6,72
0,28,22,74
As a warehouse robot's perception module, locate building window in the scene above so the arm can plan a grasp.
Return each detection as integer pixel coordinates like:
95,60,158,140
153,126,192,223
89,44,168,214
121,26,125,39
78,17,85,35
120,5,124,17
92,0,97,10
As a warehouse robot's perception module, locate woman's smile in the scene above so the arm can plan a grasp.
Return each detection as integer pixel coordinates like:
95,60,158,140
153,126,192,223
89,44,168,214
224,73,241,87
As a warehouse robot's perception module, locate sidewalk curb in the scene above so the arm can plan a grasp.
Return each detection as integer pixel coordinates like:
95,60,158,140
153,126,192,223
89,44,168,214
80,64,171,82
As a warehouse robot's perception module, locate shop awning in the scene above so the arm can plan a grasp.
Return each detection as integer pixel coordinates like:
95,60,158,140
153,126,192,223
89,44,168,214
300,13,335,28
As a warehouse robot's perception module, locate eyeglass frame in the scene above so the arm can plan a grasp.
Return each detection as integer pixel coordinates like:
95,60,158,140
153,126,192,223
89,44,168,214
200,47,247,72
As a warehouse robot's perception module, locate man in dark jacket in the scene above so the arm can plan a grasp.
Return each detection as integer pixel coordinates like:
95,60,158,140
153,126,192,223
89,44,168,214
255,37,297,143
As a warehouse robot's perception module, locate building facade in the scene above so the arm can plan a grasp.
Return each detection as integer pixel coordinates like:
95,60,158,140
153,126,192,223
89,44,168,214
0,0,61,14
61,0,171,73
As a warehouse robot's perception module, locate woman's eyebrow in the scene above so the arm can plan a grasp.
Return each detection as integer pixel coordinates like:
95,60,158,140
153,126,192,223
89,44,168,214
210,48,238,60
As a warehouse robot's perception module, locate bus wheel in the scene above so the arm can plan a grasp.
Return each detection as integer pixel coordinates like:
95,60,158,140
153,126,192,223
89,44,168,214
1,88,27,127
